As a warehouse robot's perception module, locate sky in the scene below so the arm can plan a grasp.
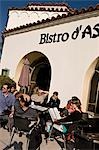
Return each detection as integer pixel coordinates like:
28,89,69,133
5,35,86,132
0,0,99,42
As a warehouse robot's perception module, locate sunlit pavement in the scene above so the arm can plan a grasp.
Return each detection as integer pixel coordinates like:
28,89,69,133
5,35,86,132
0,128,60,150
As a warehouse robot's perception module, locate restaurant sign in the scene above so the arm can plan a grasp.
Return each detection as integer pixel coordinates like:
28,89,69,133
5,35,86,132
39,23,99,44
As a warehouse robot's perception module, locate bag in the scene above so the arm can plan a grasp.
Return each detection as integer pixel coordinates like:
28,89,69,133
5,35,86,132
28,124,42,150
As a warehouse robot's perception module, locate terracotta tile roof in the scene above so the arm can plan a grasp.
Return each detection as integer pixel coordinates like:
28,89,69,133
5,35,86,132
4,4,99,34
27,2,69,6
9,7,66,12
9,2,73,12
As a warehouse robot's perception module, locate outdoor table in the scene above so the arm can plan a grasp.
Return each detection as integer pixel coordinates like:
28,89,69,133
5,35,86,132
30,103,48,112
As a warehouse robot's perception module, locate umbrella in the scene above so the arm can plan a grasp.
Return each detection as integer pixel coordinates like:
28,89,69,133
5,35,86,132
18,58,30,93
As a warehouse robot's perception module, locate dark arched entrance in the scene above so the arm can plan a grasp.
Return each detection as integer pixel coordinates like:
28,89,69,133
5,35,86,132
16,51,51,95
35,63,51,90
29,51,51,92
87,59,99,114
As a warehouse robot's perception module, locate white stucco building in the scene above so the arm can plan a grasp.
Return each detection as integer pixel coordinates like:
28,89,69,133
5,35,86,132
0,3,99,112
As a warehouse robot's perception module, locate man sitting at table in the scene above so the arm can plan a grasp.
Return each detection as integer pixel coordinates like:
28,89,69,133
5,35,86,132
15,94,38,121
14,94,42,150
47,91,60,110
0,83,16,127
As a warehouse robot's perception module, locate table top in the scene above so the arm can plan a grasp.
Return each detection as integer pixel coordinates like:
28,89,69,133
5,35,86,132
30,104,48,112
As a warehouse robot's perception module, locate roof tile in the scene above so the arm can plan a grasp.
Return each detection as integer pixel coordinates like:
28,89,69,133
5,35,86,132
4,4,99,34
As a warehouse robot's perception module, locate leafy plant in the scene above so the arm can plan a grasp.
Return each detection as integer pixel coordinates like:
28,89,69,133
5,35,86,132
0,75,16,89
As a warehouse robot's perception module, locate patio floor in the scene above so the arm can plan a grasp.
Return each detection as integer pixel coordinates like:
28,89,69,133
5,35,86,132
0,127,61,150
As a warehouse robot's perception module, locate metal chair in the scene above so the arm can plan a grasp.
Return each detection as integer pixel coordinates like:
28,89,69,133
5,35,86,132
0,114,8,128
47,108,73,150
10,115,38,149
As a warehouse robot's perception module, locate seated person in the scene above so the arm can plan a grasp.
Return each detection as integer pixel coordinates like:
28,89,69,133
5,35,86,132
14,94,42,150
14,92,24,114
56,96,82,123
0,83,16,127
60,99,73,117
31,86,49,105
15,94,38,121
10,84,18,96
14,92,30,114
47,91,60,110
60,96,81,117
53,97,82,150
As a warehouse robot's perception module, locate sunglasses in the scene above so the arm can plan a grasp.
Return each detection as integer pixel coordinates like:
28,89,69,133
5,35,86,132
2,87,7,89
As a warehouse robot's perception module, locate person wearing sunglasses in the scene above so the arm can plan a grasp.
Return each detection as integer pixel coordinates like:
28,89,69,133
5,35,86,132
0,83,16,127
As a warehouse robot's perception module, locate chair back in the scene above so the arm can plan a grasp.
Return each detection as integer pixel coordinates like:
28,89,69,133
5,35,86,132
82,112,89,120
14,115,31,132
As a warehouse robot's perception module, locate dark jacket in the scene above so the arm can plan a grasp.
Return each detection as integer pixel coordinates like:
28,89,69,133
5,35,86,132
47,97,60,109
14,100,38,121
59,111,82,123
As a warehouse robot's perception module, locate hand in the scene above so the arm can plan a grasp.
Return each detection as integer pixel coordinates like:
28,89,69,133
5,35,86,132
54,119,60,125
9,112,14,118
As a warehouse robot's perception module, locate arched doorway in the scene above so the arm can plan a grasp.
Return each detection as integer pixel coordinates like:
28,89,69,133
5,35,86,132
87,58,99,114
25,51,51,94
31,62,51,91
16,51,51,94
30,55,51,91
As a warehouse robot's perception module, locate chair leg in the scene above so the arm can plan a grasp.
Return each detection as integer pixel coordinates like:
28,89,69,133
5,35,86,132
37,146,40,150
49,125,54,139
63,134,67,150
26,137,30,150
10,127,15,145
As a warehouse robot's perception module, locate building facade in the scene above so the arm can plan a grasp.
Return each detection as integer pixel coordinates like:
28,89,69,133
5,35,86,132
0,3,99,112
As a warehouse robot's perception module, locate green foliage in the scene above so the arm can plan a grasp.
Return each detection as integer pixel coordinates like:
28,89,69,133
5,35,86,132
0,75,16,89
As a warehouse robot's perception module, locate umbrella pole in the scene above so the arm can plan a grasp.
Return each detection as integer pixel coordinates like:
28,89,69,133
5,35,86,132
20,87,26,94
23,87,26,94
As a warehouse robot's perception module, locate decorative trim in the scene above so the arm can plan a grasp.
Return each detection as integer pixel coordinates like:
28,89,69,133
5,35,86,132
9,2,74,13
3,4,99,35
